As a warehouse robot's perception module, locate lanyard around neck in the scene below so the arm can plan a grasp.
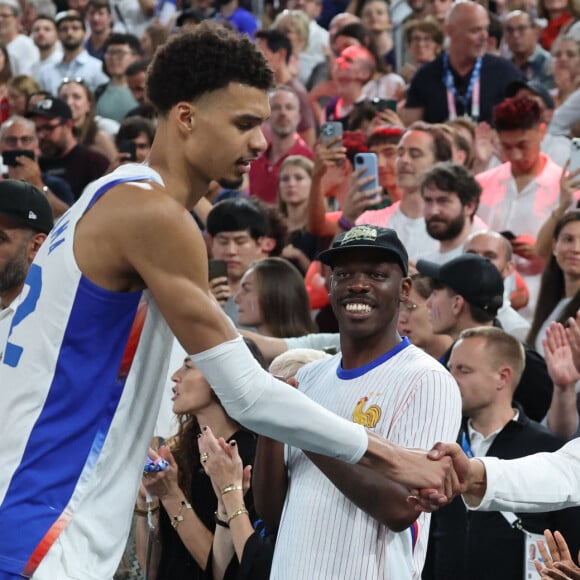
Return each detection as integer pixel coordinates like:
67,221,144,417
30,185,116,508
443,52,482,122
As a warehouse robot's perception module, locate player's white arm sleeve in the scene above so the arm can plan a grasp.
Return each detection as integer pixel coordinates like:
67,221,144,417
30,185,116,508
466,438,580,512
190,335,368,463
283,333,341,352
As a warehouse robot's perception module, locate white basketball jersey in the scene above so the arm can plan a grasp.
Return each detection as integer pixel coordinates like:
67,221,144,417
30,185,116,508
0,164,174,579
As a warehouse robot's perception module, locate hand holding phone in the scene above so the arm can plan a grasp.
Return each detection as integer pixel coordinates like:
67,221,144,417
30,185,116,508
570,138,580,174
321,122,343,148
208,259,228,281
2,149,35,167
354,152,381,203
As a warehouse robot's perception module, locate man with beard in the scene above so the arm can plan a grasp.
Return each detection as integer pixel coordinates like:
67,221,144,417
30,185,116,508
30,15,63,79
36,10,109,95
0,180,53,364
28,96,110,199
420,162,483,264
353,122,452,261
249,85,314,204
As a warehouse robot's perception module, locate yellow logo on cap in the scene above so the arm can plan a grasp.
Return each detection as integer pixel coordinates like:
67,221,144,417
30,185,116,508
341,225,378,245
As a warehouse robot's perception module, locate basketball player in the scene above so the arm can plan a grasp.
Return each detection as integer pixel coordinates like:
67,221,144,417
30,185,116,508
0,24,457,579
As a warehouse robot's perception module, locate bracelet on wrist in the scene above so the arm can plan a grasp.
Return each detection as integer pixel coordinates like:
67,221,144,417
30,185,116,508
214,510,230,528
170,500,192,529
338,215,354,231
134,504,159,517
227,506,249,524
222,484,243,495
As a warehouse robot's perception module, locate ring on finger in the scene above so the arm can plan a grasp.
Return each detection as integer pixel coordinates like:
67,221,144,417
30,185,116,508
201,452,209,464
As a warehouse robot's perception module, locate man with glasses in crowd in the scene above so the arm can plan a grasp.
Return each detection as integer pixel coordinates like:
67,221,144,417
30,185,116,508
28,97,109,199
0,115,73,218
95,33,141,122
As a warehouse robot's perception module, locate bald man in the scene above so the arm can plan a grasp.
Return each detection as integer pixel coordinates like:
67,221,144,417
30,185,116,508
402,1,523,125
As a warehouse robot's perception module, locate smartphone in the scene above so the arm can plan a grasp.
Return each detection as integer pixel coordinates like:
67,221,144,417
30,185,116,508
118,139,137,162
570,138,580,173
208,259,228,281
143,456,169,473
320,122,343,148
374,98,398,112
354,152,380,203
2,149,35,167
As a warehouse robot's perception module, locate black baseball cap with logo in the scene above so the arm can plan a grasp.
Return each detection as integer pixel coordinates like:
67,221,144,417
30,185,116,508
416,253,504,315
319,225,409,275
0,180,54,234
27,97,72,121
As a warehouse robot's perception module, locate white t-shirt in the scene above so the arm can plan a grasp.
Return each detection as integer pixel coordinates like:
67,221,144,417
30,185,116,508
357,201,438,261
7,34,40,76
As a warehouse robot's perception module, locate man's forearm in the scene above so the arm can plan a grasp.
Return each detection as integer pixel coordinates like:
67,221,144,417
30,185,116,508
306,451,416,530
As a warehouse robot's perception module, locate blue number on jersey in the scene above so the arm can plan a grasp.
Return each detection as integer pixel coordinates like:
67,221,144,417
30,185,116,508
4,264,42,367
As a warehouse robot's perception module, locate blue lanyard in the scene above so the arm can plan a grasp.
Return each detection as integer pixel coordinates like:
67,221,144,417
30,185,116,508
461,431,474,458
443,52,482,121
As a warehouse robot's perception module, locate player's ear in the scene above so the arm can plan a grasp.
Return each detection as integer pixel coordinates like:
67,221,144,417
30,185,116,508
175,102,195,134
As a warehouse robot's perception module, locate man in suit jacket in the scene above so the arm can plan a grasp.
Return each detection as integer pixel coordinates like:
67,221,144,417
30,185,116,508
422,326,580,580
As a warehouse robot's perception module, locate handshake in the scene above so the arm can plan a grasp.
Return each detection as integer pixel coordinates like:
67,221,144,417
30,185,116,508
367,436,487,512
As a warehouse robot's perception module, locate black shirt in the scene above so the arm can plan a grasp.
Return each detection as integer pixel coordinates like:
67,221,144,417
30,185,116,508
405,53,524,123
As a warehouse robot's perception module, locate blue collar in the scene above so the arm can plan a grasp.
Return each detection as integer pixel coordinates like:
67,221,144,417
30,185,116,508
337,336,411,380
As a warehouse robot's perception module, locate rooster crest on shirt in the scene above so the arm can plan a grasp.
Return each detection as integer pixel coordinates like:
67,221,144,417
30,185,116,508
352,396,382,428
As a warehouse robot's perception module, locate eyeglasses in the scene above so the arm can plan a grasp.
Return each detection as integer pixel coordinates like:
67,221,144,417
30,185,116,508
410,35,435,43
35,121,65,135
104,49,133,58
2,135,35,147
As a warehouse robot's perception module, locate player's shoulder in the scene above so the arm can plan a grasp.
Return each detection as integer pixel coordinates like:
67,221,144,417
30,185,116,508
91,167,193,229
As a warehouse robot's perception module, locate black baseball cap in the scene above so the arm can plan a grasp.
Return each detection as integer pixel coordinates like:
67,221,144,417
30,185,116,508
176,8,207,26
0,180,54,234
416,253,503,315
27,97,72,121
505,80,555,110
319,225,408,275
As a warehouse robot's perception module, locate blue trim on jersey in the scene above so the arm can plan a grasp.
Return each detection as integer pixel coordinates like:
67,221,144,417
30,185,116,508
0,279,141,574
336,337,411,380
0,171,159,575
86,172,163,212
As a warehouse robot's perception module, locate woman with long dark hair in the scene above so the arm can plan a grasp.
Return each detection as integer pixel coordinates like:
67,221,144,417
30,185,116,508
528,210,580,353
135,341,265,579
234,257,317,338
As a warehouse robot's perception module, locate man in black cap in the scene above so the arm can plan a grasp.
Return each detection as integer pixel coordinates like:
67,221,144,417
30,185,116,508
417,253,553,421
0,179,53,363
27,96,110,199
255,224,461,579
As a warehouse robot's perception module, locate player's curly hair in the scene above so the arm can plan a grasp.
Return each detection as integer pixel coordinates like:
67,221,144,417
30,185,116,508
147,22,273,115
493,96,541,132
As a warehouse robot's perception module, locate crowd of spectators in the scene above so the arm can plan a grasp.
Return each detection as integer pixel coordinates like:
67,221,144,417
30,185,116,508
4,0,580,577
